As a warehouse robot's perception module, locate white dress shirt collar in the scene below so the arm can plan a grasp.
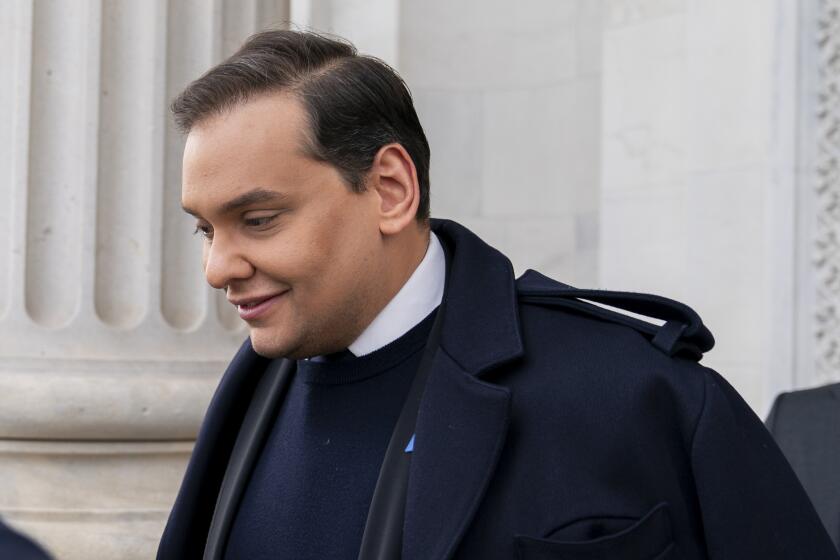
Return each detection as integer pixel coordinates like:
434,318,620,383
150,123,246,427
347,232,446,357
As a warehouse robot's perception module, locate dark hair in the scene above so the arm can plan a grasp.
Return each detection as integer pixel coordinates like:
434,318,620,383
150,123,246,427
171,29,431,221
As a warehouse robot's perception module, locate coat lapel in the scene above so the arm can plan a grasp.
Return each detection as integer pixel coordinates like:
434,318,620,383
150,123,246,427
401,220,525,560
158,338,272,560
402,350,511,560
204,358,295,559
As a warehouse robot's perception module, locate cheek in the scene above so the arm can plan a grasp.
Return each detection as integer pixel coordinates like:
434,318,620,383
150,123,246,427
256,193,378,304
309,201,361,260
251,223,336,292
300,211,374,298
326,214,376,276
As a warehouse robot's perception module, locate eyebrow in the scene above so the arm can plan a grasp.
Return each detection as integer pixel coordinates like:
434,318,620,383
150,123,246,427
182,188,288,217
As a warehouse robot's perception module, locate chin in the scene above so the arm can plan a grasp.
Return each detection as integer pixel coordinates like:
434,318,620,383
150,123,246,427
248,329,293,359
249,325,319,360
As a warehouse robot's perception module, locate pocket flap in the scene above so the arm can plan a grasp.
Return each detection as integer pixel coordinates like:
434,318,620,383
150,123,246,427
515,502,674,560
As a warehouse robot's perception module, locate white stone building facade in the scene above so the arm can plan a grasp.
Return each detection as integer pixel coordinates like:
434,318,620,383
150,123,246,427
1,0,838,558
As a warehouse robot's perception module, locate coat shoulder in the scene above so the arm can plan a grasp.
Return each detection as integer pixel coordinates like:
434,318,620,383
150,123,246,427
515,269,715,362
502,271,716,458
771,382,840,409
510,269,717,441
767,381,840,438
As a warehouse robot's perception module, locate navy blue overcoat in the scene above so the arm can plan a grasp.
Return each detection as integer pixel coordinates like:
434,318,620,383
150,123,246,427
158,219,839,559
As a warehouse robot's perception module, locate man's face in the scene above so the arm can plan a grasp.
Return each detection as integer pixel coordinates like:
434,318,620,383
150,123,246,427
181,93,386,358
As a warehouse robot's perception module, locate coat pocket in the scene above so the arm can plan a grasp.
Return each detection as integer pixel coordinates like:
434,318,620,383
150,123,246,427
514,502,674,560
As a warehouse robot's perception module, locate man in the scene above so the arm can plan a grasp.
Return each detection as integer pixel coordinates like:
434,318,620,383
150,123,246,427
767,382,840,550
158,30,838,559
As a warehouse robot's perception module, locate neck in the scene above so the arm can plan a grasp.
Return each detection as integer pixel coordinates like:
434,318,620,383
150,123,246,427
381,226,430,306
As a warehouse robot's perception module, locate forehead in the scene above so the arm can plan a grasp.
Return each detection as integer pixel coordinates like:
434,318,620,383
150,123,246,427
180,93,315,212
187,92,310,156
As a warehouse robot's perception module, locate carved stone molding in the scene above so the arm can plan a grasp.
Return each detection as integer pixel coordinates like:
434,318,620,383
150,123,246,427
813,0,840,384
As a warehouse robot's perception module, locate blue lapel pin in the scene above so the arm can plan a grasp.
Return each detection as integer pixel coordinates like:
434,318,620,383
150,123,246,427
404,433,415,453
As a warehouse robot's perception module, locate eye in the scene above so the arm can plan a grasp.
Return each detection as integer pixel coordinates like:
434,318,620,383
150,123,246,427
243,214,279,228
192,222,214,240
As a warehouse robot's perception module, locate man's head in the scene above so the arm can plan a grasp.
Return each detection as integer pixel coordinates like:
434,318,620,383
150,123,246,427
175,30,432,359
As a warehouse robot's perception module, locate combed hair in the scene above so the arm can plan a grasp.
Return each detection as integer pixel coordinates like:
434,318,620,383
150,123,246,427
171,29,431,221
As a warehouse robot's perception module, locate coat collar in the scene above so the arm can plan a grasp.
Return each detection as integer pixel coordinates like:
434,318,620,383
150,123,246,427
430,218,524,375
401,219,522,560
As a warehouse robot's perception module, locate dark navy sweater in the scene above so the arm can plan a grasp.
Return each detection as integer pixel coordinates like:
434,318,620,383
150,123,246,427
224,310,437,559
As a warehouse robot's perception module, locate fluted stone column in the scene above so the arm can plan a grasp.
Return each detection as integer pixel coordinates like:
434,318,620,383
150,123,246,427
0,1,287,558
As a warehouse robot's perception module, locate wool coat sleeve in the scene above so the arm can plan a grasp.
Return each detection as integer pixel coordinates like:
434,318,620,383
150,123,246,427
690,367,839,559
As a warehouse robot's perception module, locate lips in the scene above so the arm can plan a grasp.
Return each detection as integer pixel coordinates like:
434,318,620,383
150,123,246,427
230,292,287,320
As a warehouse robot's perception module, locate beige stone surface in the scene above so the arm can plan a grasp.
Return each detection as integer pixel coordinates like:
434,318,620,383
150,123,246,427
0,440,192,560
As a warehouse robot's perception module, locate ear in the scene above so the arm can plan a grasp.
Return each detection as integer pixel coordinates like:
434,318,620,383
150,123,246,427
369,143,420,236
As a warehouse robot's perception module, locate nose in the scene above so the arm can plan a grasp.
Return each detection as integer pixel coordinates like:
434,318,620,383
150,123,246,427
202,234,254,290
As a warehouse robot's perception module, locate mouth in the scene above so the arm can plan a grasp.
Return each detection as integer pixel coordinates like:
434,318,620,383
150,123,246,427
232,291,288,321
